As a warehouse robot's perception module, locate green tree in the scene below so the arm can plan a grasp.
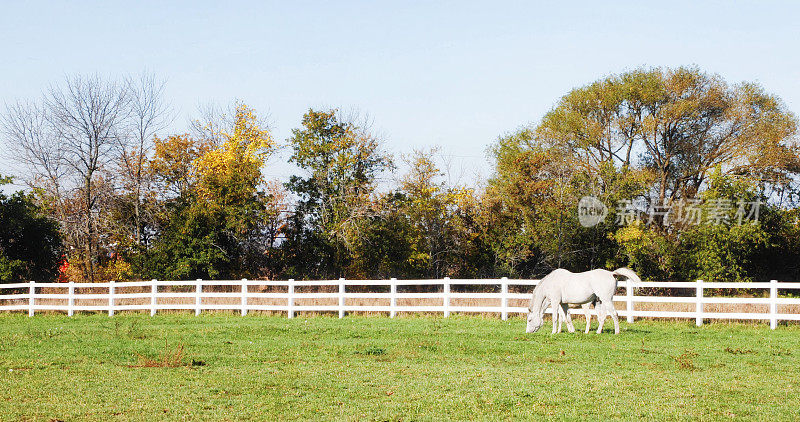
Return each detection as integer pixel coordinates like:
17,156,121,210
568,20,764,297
395,149,487,278
490,66,800,280
535,66,798,205
345,192,418,279
284,109,393,279
0,176,63,283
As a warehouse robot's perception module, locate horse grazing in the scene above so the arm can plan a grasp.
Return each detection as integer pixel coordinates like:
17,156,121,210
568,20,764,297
526,268,641,335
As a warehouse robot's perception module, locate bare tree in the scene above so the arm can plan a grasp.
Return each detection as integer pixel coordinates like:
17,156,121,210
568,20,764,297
0,100,88,259
3,73,174,281
189,102,233,146
1,100,68,203
44,74,130,282
118,72,172,246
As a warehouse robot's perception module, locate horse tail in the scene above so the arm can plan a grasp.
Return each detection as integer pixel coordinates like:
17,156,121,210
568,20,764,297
612,267,642,287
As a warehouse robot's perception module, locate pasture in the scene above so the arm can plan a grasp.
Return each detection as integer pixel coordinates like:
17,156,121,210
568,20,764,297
1,314,798,421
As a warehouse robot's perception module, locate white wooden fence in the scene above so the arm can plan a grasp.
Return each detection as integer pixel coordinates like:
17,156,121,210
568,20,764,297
1,278,799,329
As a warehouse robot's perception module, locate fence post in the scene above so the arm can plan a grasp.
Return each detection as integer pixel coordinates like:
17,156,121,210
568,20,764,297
443,277,451,317
501,277,509,321
241,279,248,317
695,279,703,327
68,281,75,317
770,279,778,330
195,279,202,316
287,279,295,319
150,279,157,316
28,280,35,317
109,280,115,317
626,279,634,324
339,278,346,318
390,278,397,318
339,278,345,318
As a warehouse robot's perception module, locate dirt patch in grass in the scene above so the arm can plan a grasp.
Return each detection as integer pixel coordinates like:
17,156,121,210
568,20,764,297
673,349,700,371
128,341,191,368
724,347,756,355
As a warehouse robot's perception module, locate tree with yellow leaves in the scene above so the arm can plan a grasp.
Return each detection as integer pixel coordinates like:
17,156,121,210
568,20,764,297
141,105,280,280
192,104,275,229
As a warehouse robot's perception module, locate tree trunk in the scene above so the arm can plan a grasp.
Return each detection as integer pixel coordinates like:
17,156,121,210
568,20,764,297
134,171,142,246
84,174,95,282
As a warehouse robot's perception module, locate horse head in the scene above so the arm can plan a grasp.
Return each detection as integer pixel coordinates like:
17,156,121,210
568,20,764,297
526,307,543,333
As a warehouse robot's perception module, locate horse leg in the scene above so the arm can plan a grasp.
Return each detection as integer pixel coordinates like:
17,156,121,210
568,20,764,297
556,306,563,334
553,304,560,334
561,304,575,333
581,303,592,334
607,302,620,334
596,303,607,334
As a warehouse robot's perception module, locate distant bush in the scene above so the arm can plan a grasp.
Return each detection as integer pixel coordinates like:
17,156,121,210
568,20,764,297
0,176,63,283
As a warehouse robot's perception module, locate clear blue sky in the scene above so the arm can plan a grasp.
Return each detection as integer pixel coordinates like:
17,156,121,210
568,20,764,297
2,1,799,188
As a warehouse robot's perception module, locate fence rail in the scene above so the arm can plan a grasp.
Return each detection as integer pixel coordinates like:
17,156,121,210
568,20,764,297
2,278,799,329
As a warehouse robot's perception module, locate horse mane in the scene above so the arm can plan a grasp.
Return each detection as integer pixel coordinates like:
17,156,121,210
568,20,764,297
528,277,549,313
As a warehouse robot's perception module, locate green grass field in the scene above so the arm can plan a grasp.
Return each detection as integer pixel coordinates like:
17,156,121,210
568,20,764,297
0,314,798,421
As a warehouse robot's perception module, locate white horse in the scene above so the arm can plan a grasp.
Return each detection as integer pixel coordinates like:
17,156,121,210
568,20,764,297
526,268,641,335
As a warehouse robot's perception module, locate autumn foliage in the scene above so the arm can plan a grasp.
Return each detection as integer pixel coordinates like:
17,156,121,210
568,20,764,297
3,68,800,283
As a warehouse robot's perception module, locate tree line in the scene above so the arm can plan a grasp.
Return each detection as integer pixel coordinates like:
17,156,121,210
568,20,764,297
2,66,799,283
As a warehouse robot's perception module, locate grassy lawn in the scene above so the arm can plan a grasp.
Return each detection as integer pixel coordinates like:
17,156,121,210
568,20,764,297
0,313,798,421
